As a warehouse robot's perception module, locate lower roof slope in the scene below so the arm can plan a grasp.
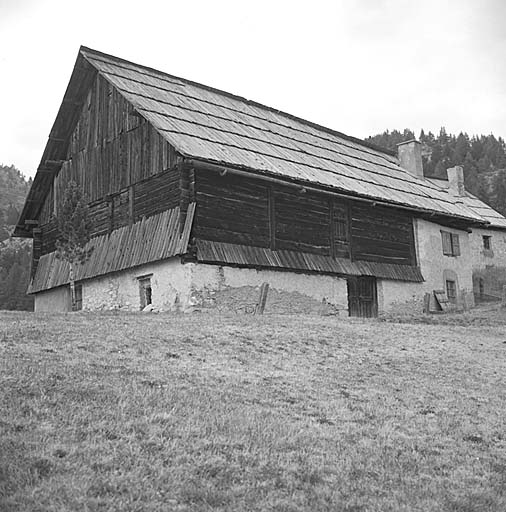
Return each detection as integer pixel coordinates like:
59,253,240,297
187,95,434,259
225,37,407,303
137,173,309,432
425,178,506,229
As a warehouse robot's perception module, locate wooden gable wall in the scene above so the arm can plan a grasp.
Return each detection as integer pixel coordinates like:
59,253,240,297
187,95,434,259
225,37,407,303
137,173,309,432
37,74,181,256
193,170,416,267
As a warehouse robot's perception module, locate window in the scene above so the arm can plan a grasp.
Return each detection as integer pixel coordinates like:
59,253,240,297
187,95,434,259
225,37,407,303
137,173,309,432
74,284,83,311
446,279,457,303
441,231,460,256
483,235,492,251
138,275,152,309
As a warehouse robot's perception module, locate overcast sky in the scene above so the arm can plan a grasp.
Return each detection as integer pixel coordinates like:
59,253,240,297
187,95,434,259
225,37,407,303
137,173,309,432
1,0,505,178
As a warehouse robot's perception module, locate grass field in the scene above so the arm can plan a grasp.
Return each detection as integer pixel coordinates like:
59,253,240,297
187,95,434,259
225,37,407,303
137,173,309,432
1,307,506,511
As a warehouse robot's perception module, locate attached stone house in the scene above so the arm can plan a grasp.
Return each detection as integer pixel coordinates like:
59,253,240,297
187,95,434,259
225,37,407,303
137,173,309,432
13,47,500,315
426,167,506,301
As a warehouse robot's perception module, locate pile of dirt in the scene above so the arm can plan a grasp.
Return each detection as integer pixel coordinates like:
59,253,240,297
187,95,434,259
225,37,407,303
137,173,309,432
192,285,343,315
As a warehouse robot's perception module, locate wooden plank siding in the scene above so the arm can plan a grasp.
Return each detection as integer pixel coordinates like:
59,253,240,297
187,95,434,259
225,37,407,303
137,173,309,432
193,171,271,248
196,240,423,282
350,203,415,265
30,205,195,294
193,169,417,268
38,73,179,222
37,74,181,258
274,188,331,255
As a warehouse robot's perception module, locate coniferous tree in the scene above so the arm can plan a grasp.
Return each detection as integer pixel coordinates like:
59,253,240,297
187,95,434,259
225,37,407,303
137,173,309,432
454,133,470,164
4,262,23,309
52,181,93,311
491,172,506,216
367,128,506,209
5,204,19,225
463,152,480,196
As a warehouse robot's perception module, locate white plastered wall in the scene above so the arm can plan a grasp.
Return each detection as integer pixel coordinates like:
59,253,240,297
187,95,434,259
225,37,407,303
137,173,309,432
33,218,478,314
468,227,506,270
413,218,474,307
377,280,424,315
469,227,506,298
34,260,350,314
189,263,350,314
80,258,192,311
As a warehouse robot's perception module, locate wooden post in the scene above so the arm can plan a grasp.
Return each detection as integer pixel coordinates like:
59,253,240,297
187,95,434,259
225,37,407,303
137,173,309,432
255,283,269,315
268,187,276,250
128,185,134,225
461,291,469,311
31,228,42,279
69,262,76,312
423,292,431,314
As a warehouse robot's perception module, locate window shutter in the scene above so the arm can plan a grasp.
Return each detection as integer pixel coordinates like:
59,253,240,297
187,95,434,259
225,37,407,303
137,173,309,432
332,203,349,242
441,231,452,255
335,217,348,241
452,234,460,256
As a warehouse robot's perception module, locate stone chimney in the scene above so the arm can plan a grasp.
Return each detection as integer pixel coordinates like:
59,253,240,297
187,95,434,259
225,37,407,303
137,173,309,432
447,166,465,196
397,139,424,178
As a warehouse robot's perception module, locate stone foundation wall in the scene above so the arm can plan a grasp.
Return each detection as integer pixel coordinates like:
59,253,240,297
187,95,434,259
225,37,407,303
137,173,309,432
189,264,349,315
378,280,424,315
33,224,480,316
81,258,192,311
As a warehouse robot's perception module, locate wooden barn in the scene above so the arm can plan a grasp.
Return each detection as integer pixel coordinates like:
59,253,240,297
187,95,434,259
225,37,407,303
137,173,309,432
14,47,493,315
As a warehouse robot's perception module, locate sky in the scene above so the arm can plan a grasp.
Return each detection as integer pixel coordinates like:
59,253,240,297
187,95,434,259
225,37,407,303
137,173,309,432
1,0,505,178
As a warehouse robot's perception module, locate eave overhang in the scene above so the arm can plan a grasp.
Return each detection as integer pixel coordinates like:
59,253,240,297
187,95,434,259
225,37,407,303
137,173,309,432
13,53,97,238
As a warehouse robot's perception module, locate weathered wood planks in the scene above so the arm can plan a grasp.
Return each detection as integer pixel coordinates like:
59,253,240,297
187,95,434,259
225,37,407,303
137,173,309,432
193,168,416,267
38,74,179,220
30,205,195,294
195,239,423,282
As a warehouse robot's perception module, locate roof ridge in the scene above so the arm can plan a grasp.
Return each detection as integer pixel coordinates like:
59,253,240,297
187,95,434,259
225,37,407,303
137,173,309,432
79,45,397,159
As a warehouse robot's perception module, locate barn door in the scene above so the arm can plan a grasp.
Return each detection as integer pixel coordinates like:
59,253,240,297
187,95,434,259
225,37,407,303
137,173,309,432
347,276,378,318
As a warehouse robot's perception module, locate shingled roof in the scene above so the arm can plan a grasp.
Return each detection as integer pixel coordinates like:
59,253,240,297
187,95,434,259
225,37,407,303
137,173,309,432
426,178,506,229
15,46,487,236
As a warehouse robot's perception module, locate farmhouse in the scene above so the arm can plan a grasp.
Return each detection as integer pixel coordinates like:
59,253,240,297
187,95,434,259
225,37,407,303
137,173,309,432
14,47,501,315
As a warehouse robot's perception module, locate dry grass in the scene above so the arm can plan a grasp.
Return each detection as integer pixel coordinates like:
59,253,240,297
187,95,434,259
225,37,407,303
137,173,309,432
1,307,506,511
381,301,506,327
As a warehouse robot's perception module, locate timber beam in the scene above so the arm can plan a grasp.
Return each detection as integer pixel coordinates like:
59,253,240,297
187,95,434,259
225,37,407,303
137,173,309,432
186,158,489,229
44,159,65,166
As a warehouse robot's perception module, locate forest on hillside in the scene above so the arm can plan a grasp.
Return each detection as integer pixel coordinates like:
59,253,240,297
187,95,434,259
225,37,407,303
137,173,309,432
366,128,506,216
0,164,33,310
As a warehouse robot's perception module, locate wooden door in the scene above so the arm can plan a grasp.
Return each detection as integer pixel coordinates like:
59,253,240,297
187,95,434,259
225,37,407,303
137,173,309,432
347,276,378,318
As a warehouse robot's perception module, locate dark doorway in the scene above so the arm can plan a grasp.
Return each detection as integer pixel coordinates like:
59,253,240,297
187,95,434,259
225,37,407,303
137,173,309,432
347,276,378,318
138,276,153,310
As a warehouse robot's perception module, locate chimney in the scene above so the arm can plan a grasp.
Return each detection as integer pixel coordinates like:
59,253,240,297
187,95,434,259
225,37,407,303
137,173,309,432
447,166,465,196
397,139,424,178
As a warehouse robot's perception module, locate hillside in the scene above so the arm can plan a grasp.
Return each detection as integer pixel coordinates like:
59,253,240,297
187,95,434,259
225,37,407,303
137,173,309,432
367,129,506,216
0,164,33,310
1,310,505,511
0,164,31,239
